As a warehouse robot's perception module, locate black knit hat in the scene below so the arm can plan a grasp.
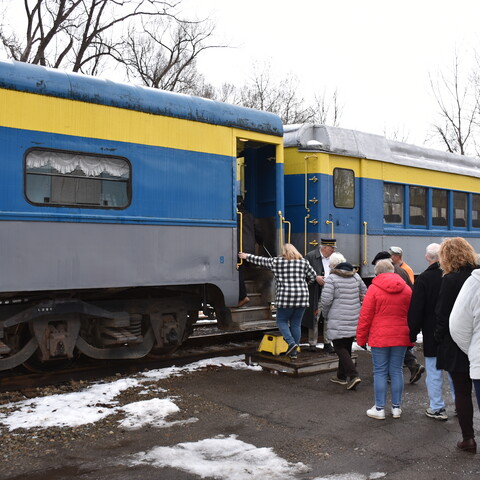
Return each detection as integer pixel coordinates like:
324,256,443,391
336,262,354,272
371,251,391,265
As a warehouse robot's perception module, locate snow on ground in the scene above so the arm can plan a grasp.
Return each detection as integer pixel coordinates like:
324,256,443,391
0,355,387,479
0,356,260,431
130,434,309,480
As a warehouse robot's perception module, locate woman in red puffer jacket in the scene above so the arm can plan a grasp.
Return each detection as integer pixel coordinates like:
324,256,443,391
356,259,413,420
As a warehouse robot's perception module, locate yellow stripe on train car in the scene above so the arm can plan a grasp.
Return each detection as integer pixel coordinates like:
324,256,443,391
284,147,480,193
1,89,282,158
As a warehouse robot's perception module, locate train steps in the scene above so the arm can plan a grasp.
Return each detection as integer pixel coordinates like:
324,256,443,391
229,278,276,330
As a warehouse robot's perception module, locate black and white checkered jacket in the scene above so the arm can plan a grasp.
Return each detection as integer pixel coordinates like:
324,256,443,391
244,254,317,308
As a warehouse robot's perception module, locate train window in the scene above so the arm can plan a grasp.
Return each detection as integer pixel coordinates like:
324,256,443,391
333,168,354,208
384,183,403,224
473,194,480,228
453,191,467,227
25,149,130,209
432,189,448,226
409,186,426,226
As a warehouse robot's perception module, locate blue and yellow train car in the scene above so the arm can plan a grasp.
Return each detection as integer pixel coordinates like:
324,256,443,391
0,60,284,370
284,124,480,277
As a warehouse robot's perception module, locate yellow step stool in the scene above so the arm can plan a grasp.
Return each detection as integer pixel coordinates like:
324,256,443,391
257,334,299,356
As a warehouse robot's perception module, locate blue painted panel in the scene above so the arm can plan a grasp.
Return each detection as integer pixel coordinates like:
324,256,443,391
0,60,283,136
0,126,235,225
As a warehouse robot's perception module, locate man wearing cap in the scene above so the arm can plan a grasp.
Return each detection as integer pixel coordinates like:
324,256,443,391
372,251,413,289
302,238,336,353
372,250,424,384
389,246,415,285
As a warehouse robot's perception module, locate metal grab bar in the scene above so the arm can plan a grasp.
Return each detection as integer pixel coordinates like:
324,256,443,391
236,210,243,268
363,221,368,265
325,220,334,238
278,210,291,245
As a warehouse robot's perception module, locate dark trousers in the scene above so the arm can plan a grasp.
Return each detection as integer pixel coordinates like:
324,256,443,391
332,337,358,380
450,371,475,440
238,264,247,301
403,347,417,369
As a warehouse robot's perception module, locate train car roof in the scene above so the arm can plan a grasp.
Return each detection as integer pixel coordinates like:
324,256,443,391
284,123,480,179
0,60,282,137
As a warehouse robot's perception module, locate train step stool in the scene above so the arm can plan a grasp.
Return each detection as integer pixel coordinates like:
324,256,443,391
245,331,353,377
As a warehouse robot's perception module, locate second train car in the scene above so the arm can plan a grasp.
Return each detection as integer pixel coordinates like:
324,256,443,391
284,123,480,277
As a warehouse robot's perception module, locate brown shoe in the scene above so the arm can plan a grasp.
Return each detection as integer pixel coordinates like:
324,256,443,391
456,438,477,453
236,297,250,308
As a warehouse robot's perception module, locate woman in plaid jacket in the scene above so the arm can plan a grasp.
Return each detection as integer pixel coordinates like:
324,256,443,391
239,243,320,359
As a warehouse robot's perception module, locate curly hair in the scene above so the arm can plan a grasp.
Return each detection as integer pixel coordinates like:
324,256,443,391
438,237,478,275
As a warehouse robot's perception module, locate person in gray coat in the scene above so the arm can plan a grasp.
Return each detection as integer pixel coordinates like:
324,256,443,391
321,254,367,390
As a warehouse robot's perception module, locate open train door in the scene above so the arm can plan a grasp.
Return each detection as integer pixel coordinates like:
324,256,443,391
231,136,284,329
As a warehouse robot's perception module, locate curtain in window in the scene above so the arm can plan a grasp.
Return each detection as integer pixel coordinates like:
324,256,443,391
26,151,129,178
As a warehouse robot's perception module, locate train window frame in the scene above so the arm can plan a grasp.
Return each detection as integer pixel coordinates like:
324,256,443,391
383,183,404,225
431,188,449,227
472,194,480,228
408,185,427,227
452,191,468,228
24,148,132,210
333,168,355,209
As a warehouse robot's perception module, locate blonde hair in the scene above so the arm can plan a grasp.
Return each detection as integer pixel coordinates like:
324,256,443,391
282,243,303,260
374,258,394,275
329,252,346,268
439,237,478,275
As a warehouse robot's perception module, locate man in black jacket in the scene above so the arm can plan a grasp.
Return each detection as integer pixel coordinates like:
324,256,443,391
408,243,451,420
302,238,336,353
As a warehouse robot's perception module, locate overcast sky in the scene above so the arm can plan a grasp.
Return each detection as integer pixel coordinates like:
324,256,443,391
185,0,480,147
2,0,480,149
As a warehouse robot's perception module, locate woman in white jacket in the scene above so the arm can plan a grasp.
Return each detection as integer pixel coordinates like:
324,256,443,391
450,268,480,451
321,252,367,390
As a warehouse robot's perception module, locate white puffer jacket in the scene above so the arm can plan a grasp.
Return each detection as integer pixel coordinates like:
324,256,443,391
321,268,367,340
450,269,480,380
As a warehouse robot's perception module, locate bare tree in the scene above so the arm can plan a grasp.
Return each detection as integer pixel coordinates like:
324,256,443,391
0,0,220,85
216,64,322,125
119,17,220,94
310,88,343,127
428,52,479,155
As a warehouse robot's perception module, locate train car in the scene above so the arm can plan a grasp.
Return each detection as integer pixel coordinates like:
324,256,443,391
284,123,480,278
0,60,284,370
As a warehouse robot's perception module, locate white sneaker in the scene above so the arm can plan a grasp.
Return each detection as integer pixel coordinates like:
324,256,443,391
366,406,385,420
391,407,402,418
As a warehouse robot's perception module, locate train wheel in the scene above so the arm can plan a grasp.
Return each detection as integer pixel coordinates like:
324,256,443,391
0,324,38,371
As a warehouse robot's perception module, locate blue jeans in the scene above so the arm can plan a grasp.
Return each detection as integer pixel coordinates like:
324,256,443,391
425,356,455,410
371,346,407,408
276,307,305,347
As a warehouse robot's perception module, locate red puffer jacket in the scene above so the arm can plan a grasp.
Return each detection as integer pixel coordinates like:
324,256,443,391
356,273,413,348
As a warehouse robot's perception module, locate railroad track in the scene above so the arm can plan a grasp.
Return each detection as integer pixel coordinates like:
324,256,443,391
0,324,271,394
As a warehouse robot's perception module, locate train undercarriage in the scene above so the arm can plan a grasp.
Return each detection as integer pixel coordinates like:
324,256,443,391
0,286,206,371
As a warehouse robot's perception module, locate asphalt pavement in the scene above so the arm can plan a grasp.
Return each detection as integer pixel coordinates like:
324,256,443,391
2,348,480,480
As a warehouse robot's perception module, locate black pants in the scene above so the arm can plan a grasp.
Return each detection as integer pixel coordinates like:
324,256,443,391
450,371,474,441
403,347,417,369
238,264,247,301
332,337,358,380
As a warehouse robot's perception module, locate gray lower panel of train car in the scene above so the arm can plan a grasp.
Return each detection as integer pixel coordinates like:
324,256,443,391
0,221,238,305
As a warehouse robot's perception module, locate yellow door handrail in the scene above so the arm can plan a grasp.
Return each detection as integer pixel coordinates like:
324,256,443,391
278,210,291,245
363,221,368,265
325,220,334,238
